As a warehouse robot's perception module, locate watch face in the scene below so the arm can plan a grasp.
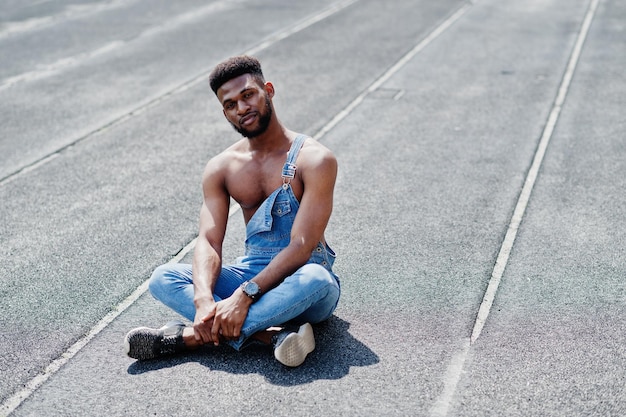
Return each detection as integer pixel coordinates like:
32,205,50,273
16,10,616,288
245,281,259,296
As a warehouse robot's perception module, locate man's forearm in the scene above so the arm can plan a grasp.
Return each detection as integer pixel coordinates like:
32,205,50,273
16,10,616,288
191,238,222,306
251,241,313,294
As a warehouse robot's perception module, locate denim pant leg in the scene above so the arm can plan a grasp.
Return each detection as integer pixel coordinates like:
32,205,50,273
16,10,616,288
148,264,196,321
148,263,250,322
231,263,340,351
148,262,340,352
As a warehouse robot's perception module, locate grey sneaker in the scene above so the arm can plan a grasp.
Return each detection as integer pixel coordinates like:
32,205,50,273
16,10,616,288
272,323,315,367
124,320,186,360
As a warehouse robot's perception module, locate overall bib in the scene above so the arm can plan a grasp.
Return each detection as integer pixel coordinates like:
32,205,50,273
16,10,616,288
149,135,340,350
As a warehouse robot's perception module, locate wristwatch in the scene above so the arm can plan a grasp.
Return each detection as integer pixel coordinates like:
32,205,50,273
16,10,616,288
241,281,260,301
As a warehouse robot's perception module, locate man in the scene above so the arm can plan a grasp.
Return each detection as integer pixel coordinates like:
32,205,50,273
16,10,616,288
124,56,340,367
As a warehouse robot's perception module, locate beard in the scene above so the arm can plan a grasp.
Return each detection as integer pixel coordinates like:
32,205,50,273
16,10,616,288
230,95,273,138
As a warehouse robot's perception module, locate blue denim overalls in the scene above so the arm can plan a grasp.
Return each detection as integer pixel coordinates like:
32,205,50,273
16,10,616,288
243,134,337,270
149,134,340,350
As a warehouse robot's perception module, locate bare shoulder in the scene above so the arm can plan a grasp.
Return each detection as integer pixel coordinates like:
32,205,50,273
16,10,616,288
297,138,337,173
202,140,246,182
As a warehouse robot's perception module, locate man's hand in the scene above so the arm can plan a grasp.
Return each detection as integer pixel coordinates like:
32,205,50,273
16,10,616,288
193,299,217,345
211,288,253,344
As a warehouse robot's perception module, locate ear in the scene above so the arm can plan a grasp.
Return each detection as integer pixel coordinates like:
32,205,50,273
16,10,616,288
264,82,275,98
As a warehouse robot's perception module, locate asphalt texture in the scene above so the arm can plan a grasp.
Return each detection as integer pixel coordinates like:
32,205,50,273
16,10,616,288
1,0,624,416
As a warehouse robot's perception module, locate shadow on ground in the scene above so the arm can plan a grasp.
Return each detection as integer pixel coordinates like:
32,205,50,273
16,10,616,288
126,316,378,386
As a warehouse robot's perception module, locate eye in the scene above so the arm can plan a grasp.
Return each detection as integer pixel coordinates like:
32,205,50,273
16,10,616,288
224,102,235,110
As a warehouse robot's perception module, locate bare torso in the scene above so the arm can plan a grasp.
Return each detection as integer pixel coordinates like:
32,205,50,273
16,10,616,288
221,136,305,224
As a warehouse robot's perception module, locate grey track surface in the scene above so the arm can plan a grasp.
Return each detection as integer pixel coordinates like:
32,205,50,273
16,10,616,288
1,0,624,416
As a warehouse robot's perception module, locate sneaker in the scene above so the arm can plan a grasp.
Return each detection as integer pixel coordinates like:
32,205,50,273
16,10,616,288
124,320,186,360
272,323,315,367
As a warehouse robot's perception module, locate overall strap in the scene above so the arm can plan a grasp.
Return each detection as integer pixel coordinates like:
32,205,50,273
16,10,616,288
281,134,307,189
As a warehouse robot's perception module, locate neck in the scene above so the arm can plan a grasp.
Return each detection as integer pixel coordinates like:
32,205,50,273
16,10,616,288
246,119,293,153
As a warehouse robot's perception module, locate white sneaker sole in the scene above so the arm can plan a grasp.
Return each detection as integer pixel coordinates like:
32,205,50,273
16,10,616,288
274,323,315,367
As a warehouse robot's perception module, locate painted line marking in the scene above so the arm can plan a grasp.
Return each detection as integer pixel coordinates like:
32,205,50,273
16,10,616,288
470,0,601,345
430,1,601,416
246,0,358,56
430,340,471,417
0,1,358,414
0,237,196,417
0,0,142,40
0,1,237,91
0,196,243,416
0,0,359,187
0,0,512,414
0,1,469,412
313,3,472,141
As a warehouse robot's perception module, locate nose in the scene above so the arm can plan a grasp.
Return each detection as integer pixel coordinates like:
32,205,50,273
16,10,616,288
236,100,249,115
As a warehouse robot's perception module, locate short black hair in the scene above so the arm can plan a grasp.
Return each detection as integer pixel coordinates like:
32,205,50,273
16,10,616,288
209,55,265,94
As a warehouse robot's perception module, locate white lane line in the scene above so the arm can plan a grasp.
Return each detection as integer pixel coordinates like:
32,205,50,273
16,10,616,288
429,1,601,415
313,3,472,141
0,1,472,414
247,0,359,56
0,40,126,91
0,0,235,91
0,237,196,417
0,1,358,413
470,0,601,345
430,340,471,417
225,3,469,221
0,0,142,40
0,197,245,415
0,0,359,187
227,3,470,226
0,0,353,90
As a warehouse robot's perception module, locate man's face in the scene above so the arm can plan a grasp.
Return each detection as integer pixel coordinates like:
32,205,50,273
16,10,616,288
218,74,273,138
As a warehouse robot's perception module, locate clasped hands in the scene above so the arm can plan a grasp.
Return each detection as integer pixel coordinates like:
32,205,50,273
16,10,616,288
193,289,252,346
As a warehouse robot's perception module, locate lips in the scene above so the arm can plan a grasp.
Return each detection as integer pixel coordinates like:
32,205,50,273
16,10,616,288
239,112,257,126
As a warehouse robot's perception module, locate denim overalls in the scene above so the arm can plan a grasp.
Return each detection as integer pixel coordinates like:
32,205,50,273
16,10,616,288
149,135,340,350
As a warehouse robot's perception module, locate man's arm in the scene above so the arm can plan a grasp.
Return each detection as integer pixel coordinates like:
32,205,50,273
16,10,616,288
211,143,337,340
253,144,337,290
191,158,230,345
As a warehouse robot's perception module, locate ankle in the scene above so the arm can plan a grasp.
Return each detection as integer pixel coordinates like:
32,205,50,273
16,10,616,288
252,328,281,345
182,327,201,348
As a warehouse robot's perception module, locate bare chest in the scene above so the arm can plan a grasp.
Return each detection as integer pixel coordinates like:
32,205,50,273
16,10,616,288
226,158,303,221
